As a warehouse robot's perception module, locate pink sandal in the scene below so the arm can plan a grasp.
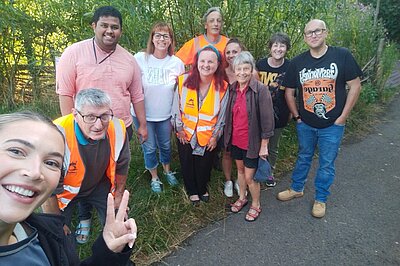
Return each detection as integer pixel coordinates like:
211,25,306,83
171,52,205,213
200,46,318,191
245,206,262,222
230,198,248,213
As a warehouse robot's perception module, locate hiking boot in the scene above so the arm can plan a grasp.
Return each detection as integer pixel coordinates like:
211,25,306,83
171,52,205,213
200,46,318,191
224,181,233,197
150,179,163,193
266,176,276,187
277,188,304,201
311,201,326,218
165,171,178,186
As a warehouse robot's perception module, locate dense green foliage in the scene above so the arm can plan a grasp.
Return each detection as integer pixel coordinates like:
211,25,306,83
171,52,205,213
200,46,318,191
0,0,394,110
361,0,400,43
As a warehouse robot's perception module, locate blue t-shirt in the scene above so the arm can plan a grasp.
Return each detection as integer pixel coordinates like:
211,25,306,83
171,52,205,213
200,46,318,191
0,223,50,266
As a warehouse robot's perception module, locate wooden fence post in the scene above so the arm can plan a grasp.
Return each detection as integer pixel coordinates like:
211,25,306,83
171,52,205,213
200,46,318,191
374,38,385,99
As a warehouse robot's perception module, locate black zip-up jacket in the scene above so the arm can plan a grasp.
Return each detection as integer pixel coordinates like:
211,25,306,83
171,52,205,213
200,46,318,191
26,213,133,266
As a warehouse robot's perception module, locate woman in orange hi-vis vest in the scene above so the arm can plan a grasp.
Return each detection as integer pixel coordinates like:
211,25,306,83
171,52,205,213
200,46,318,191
175,6,229,67
172,46,229,205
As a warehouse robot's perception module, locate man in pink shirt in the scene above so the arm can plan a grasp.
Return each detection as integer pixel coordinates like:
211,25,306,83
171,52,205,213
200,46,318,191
56,5,147,141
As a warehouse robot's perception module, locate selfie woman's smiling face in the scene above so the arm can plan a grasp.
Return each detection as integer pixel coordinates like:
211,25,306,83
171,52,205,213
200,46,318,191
0,120,64,224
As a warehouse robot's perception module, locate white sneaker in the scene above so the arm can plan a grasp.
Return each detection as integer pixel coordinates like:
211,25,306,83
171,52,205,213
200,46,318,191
234,181,248,196
234,181,240,195
224,181,233,197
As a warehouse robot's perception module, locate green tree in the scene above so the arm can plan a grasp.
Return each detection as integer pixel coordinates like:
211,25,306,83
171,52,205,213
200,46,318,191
361,0,400,43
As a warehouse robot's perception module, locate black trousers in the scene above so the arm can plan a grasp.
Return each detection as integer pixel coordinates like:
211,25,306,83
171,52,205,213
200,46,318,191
177,140,216,196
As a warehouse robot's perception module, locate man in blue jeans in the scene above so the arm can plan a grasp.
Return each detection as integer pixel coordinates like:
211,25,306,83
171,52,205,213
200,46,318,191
277,19,362,218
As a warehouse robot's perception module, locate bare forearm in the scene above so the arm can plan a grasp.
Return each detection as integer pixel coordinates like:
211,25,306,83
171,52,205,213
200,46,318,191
341,78,362,119
115,174,127,194
59,95,74,116
285,88,299,116
41,196,61,215
114,174,127,209
132,100,146,127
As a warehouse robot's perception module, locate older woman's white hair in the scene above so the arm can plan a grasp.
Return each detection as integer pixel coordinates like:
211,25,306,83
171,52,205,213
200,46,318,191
232,51,255,71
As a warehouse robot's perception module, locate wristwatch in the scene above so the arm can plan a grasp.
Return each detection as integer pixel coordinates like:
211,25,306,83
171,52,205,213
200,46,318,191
293,115,301,122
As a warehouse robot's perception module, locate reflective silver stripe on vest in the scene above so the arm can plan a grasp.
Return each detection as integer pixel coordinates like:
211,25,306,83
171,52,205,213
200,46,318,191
180,84,189,109
197,125,214,132
111,118,125,161
56,125,71,180
198,113,215,121
183,113,198,122
63,184,80,194
213,90,221,114
183,125,195,135
59,197,71,206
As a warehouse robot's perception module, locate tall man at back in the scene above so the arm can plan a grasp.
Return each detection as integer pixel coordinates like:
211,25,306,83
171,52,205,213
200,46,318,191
56,5,147,141
277,19,362,218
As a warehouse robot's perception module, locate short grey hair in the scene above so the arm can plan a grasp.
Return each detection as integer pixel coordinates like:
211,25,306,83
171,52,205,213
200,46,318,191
202,7,223,23
74,88,112,111
232,51,255,71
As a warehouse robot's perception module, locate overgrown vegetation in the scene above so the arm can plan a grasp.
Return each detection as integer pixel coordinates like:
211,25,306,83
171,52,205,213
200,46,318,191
1,0,400,265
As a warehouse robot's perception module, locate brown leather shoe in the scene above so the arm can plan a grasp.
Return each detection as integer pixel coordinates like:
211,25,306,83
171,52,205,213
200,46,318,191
277,188,304,201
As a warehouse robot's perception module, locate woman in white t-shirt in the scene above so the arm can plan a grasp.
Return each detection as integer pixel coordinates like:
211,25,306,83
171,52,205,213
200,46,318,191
132,22,184,193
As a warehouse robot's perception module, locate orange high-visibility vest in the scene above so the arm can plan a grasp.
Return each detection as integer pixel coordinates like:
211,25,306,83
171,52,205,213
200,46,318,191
53,114,126,210
176,34,229,65
177,74,227,146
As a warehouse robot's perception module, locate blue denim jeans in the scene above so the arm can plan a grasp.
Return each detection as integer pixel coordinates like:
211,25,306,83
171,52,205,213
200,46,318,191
132,117,172,170
291,122,345,202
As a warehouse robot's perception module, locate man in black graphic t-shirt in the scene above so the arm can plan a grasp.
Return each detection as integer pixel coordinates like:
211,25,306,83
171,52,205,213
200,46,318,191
277,19,362,218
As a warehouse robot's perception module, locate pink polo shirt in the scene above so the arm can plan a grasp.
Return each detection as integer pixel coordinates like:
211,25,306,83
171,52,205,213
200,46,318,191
232,85,249,150
56,38,144,127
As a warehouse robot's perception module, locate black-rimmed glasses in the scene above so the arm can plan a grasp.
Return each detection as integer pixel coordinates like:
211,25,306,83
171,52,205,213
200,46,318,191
153,33,171,40
304,28,326,38
76,110,113,124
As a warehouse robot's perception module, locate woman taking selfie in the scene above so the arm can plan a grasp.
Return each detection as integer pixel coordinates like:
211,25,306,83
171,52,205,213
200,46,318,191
0,111,136,265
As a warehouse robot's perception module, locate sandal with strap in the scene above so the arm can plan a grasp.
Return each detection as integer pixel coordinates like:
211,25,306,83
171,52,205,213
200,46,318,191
75,219,91,244
230,198,248,213
245,206,262,222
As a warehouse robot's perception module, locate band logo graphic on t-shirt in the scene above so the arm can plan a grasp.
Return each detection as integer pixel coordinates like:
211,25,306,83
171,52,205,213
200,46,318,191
259,71,278,86
259,71,286,99
299,63,338,119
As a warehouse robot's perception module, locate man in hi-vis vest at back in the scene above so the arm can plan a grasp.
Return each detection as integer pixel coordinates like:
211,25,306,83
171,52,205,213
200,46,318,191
42,88,131,247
